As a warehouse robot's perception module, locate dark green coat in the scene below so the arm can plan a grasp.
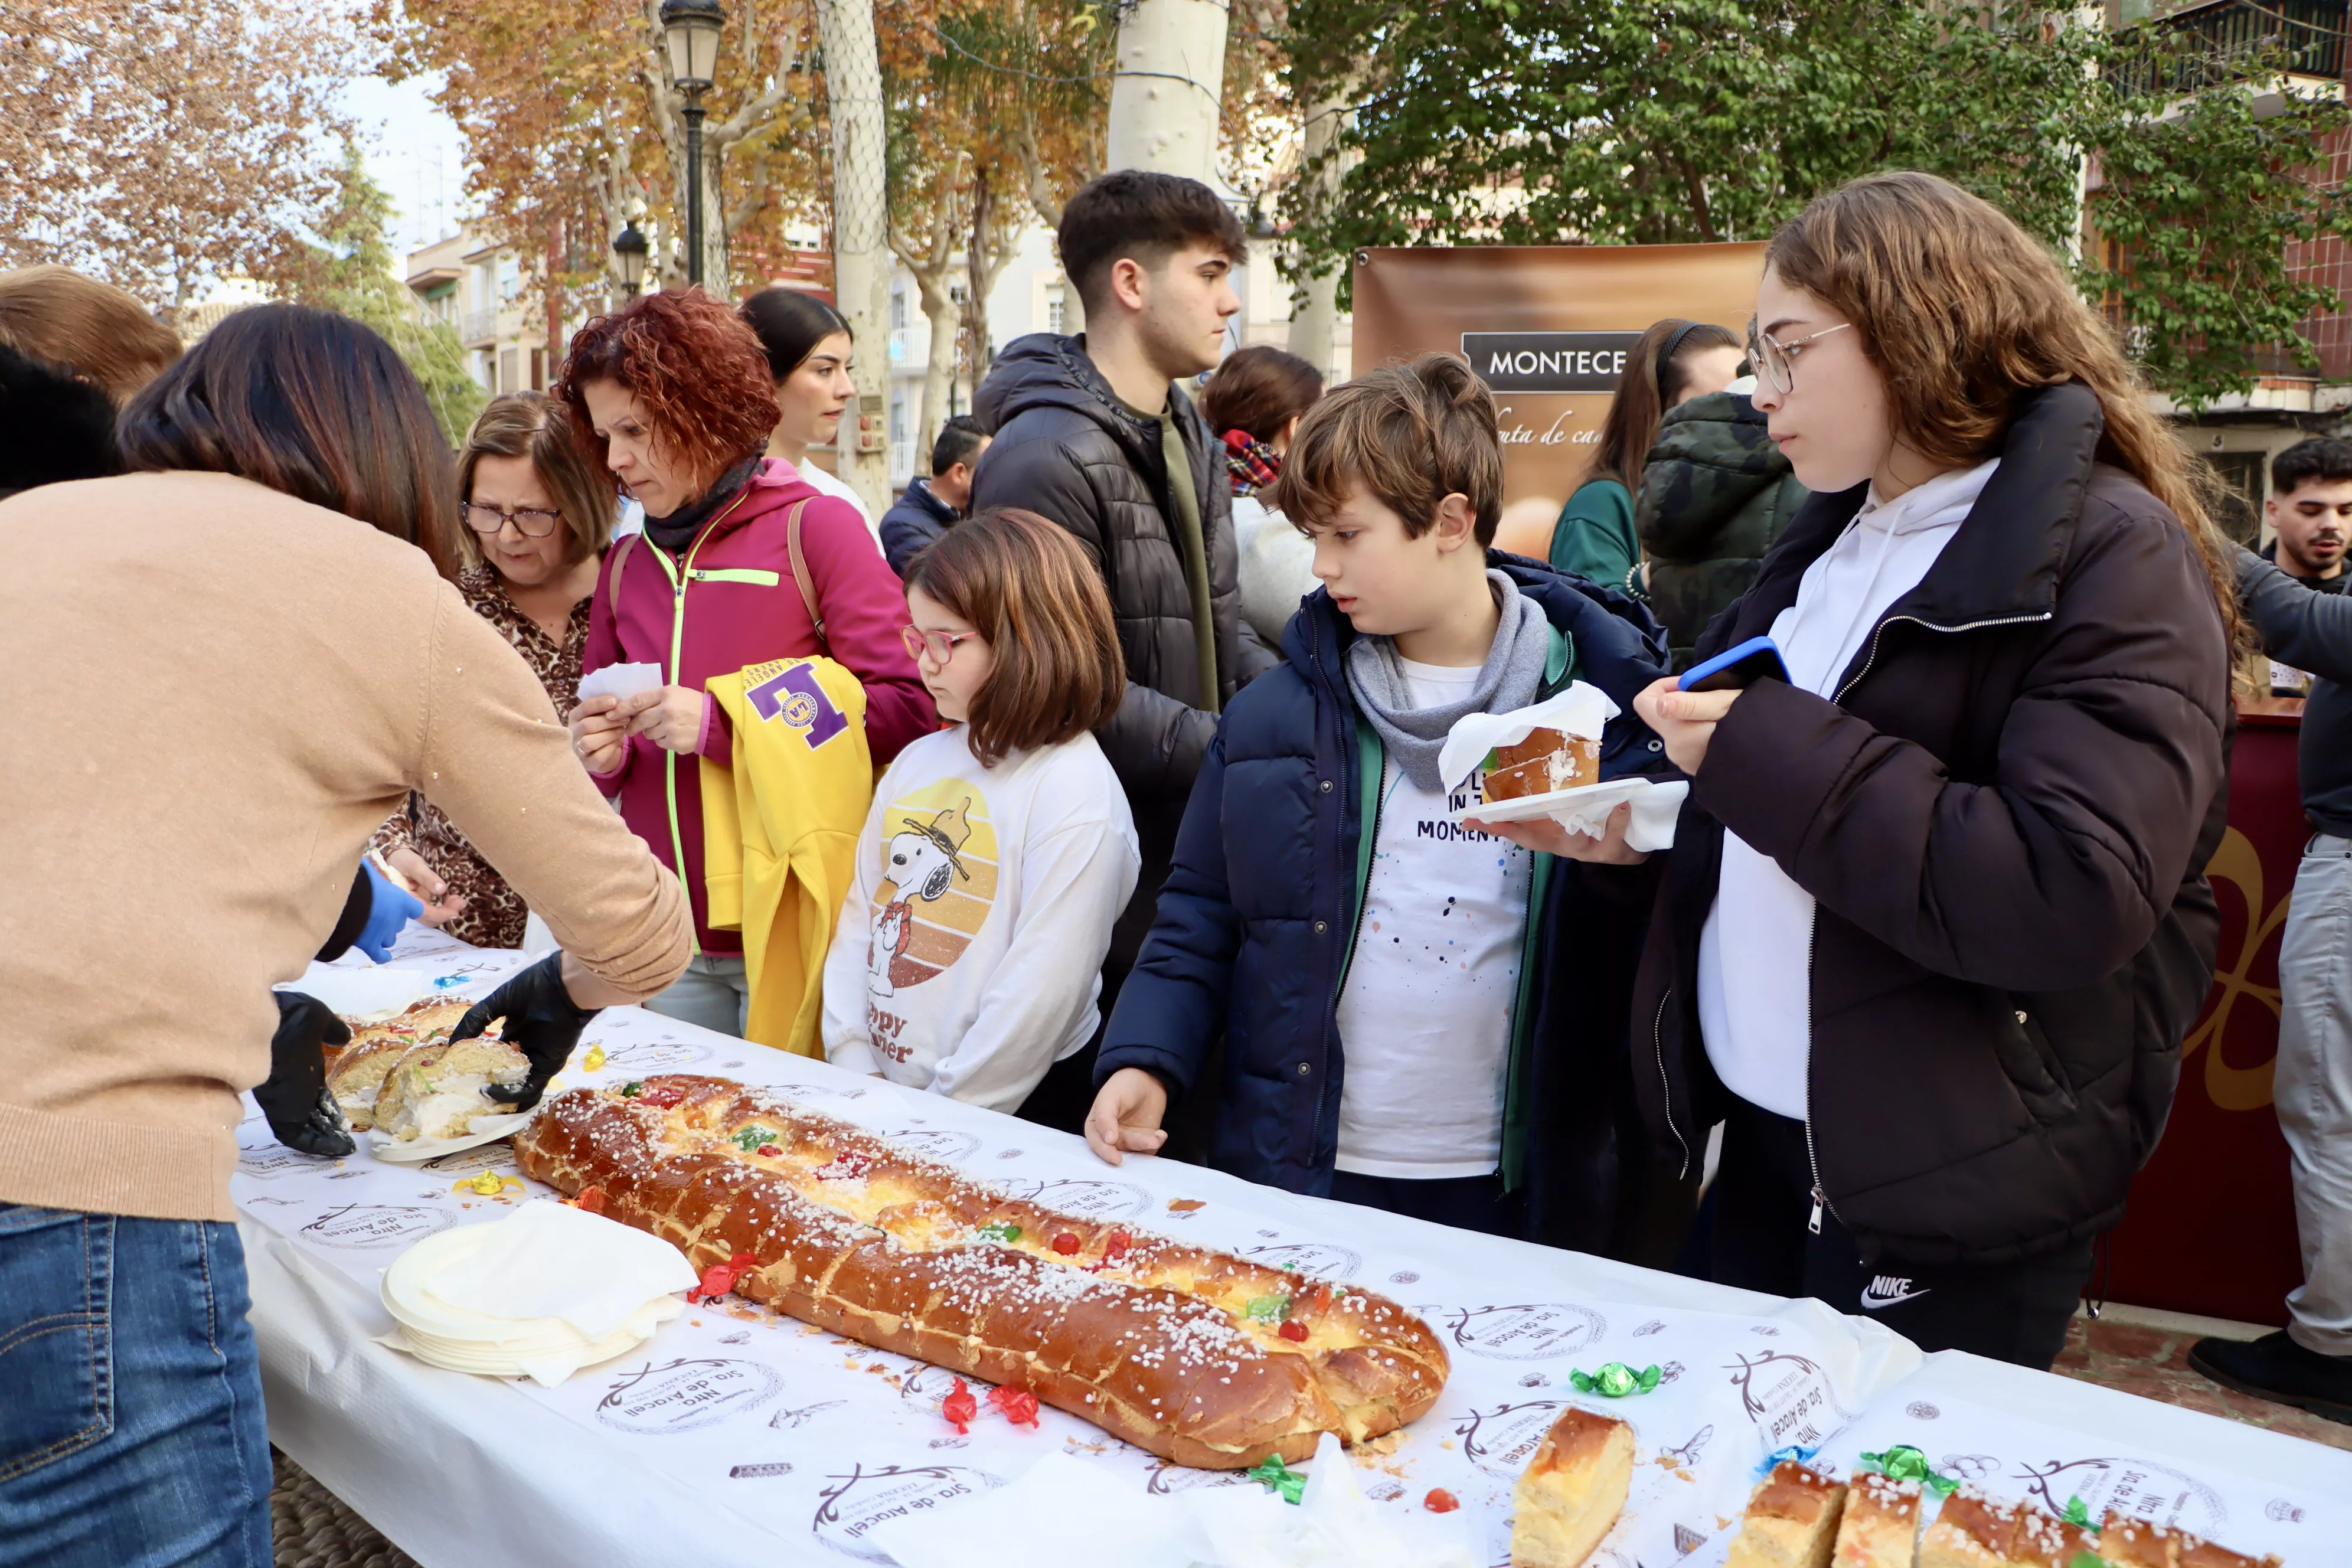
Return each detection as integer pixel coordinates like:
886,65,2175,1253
1638,391,1807,670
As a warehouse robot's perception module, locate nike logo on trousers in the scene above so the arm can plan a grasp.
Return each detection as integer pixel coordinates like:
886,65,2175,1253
1860,1275,1930,1310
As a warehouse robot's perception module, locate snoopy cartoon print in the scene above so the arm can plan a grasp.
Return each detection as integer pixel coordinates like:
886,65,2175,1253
868,796,976,1000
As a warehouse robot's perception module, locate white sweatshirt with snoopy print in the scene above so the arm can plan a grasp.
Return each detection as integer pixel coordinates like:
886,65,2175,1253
821,724,1139,1113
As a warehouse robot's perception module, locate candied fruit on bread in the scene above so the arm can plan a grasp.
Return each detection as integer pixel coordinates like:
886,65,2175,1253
513,1074,1451,1469
1482,727,1599,803
1510,1406,1632,1567
1833,1472,1923,1568
1726,1462,1849,1568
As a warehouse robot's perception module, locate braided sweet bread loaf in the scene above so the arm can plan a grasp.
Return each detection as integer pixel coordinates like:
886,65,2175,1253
515,1074,1450,1468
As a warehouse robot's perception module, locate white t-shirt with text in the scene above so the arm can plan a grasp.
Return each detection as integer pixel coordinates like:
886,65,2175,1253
1333,658,1534,1180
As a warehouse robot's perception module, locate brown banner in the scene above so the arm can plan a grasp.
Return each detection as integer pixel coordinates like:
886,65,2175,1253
1350,243,1768,557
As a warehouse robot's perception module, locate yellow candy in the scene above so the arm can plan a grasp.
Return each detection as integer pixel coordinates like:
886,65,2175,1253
460,1171,509,1195
583,1045,606,1072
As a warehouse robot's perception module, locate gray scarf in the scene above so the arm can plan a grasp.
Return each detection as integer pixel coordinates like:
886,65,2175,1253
1345,570,1550,792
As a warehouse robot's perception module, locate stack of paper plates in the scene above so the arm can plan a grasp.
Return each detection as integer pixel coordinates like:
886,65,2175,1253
380,1201,698,1385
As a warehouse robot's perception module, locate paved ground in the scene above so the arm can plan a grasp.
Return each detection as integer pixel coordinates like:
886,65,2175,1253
2050,1306,2352,1453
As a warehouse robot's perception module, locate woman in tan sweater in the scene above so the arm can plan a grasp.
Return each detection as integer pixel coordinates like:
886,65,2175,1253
0,305,691,1564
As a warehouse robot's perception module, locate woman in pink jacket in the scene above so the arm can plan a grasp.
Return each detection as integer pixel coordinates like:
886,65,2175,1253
563,289,934,1034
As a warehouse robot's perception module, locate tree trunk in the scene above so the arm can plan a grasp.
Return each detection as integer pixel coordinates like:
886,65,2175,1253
914,273,961,467
1288,80,1357,383
816,0,891,512
1105,0,1229,182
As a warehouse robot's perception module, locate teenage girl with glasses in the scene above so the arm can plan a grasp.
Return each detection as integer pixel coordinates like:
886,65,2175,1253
820,508,1139,1131
1621,171,2240,1368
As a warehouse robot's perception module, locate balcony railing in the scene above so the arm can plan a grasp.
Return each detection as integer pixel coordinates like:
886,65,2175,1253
460,308,499,345
2116,0,2346,96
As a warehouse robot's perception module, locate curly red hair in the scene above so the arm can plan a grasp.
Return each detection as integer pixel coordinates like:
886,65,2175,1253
556,288,780,492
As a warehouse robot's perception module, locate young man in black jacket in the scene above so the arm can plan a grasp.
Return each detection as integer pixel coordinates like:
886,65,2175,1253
971,170,1278,1041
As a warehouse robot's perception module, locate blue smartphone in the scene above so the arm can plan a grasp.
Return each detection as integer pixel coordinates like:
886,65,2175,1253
1680,635,1790,694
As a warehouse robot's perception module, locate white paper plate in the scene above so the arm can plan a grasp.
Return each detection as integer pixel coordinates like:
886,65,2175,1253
1447,775,1690,852
369,1111,533,1164
277,966,442,1023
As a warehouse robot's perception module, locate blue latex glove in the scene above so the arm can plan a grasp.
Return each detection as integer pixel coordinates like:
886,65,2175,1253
357,861,424,963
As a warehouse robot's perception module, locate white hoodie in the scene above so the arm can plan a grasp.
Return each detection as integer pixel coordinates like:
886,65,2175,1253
1697,458,2000,1118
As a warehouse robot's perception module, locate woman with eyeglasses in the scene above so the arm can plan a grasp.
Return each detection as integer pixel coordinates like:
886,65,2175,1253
1619,172,2237,1368
370,391,617,948
563,289,933,1038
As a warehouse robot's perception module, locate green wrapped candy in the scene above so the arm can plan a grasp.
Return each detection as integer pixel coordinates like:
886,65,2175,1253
1567,1361,1661,1397
1245,1453,1306,1505
1857,1444,1959,1499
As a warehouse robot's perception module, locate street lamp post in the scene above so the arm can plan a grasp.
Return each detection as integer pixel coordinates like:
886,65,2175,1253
659,0,726,288
612,221,649,299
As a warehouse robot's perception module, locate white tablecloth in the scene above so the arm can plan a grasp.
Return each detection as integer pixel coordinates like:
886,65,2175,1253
246,945,2352,1566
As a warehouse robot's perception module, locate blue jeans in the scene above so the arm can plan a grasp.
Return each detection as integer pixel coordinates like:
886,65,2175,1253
0,1206,271,1567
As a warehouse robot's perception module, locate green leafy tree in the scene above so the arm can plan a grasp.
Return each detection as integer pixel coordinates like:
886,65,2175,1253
273,144,486,445
1281,2,2352,409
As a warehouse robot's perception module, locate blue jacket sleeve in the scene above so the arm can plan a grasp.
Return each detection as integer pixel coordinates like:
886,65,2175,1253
1095,730,1242,1096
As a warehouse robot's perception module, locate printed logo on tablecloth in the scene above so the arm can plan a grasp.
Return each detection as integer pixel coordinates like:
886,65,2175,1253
239,1146,331,1180
299,1204,453,1248
2267,1499,2305,1524
1658,1425,1713,1470
1429,1302,1608,1361
769,1400,848,1431
1243,1242,1364,1280
1455,1399,1644,1482
601,1038,714,1073
420,1145,520,1177
812,1463,1004,1561
881,1129,983,1165
1145,1459,1254,1495
2011,1455,2227,1538
897,1364,971,1413
594,1357,783,1434
730,1461,795,1479
1724,1348,1856,1452
1004,1177,1154,1220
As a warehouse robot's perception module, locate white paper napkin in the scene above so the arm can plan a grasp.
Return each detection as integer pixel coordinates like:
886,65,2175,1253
1436,681,1619,793
867,1434,1479,1568
1180,1434,1479,1568
395,1201,697,1342
867,1453,1195,1568
576,661,664,703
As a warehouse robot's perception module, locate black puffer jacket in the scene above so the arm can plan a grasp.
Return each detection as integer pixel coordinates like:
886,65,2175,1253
1634,384,2232,1268
973,334,1278,971
1636,390,1807,671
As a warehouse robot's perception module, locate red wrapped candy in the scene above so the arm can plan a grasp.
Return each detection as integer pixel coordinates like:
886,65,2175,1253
986,1386,1040,1427
1278,1319,1308,1342
942,1377,978,1435
693,1264,737,1302
1051,1231,1080,1256
1423,1488,1460,1514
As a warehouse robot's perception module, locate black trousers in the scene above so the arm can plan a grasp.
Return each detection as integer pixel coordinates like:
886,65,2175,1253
1710,1098,2092,1370
1329,1170,1523,1240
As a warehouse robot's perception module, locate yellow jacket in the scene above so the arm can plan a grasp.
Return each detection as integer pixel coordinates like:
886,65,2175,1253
700,656,873,1055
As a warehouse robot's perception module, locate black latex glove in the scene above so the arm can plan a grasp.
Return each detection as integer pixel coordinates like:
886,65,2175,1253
257,992,355,1157
451,951,600,1113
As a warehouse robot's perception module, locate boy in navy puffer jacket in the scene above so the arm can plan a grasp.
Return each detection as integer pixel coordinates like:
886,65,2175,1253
1083,354,1675,1243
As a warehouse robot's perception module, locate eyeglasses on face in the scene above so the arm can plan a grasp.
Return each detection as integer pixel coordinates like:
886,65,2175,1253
901,625,981,664
463,501,563,538
1745,320,1853,394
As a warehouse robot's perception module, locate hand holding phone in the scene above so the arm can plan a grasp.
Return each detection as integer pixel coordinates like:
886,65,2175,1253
1679,635,1790,694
